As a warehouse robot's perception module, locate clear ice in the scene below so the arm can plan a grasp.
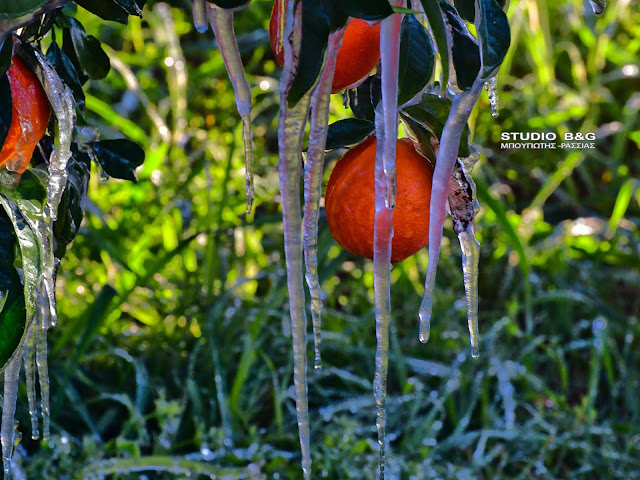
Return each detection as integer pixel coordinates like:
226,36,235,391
303,29,344,370
207,3,255,215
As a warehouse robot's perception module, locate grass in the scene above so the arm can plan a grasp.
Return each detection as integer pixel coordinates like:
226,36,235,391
10,0,640,478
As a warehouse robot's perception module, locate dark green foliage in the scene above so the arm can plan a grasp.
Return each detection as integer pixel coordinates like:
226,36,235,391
398,14,434,106
325,118,374,151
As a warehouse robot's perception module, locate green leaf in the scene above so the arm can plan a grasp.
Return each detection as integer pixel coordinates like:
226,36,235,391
287,0,330,107
66,17,110,80
91,139,145,182
348,75,380,122
53,145,90,258
454,0,509,22
0,73,11,152
332,0,394,21
0,36,14,76
476,0,511,79
0,0,49,19
402,93,470,156
205,0,251,10
113,0,143,16
399,112,437,161
46,40,85,108
75,0,129,24
398,14,434,106
420,0,450,92
440,1,480,90
325,119,374,151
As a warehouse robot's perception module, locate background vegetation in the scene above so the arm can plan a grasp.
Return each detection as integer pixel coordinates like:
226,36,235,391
11,0,640,478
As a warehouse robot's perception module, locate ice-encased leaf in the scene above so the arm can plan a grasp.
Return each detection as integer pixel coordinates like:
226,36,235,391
65,17,110,80
53,146,90,258
46,40,85,108
402,93,471,157
419,0,450,92
325,118,374,151
91,139,145,183
0,0,49,19
0,211,27,372
398,14,434,105
440,1,480,91
74,0,129,24
475,0,511,79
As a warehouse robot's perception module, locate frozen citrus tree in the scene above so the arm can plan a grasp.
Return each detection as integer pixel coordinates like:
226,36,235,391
0,0,145,477
193,0,513,478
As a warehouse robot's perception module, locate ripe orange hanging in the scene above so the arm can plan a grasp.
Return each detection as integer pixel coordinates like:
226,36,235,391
325,136,434,263
0,55,51,175
269,1,381,93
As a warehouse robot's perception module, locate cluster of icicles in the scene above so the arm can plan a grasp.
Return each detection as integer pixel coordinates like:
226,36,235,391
193,0,497,478
0,46,75,478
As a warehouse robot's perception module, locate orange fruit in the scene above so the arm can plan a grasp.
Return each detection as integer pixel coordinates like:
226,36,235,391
0,56,50,174
269,1,381,93
325,136,434,263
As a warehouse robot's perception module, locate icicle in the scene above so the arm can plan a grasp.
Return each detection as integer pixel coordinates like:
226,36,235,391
419,80,484,343
373,5,403,478
30,50,76,221
207,4,255,215
589,0,605,14
379,8,403,210
192,0,209,33
22,323,39,440
448,155,481,357
304,30,344,370
278,1,313,478
484,76,499,118
35,307,51,441
1,353,22,479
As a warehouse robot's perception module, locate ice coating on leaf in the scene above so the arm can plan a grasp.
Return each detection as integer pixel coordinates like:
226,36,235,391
207,4,255,215
278,1,313,478
31,49,76,222
23,323,39,440
303,30,344,371
192,0,209,33
484,76,499,118
379,10,403,210
419,80,484,342
448,156,481,357
1,353,22,479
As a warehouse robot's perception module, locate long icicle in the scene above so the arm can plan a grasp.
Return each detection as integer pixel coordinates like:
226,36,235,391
373,6,403,479
278,1,314,478
1,353,22,479
418,79,484,343
303,29,345,371
207,3,255,215
35,303,51,441
448,157,481,358
23,322,39,440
